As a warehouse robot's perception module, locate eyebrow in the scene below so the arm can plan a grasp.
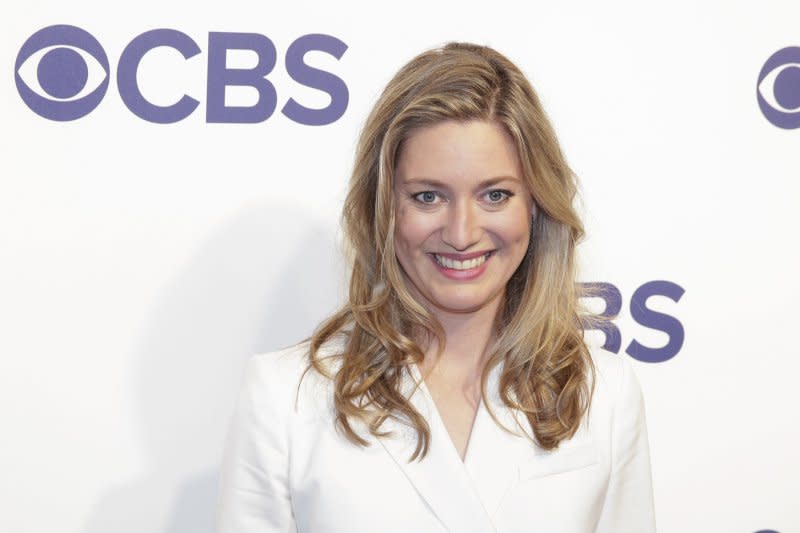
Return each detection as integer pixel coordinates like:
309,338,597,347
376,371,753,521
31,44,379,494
403,175,521,188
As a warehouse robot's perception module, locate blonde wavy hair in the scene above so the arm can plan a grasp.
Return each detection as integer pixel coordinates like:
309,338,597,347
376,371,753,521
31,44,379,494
304,42,594,461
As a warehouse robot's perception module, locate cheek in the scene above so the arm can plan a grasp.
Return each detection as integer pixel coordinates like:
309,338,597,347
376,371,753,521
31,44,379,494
395,208,436,252
495,208,532,246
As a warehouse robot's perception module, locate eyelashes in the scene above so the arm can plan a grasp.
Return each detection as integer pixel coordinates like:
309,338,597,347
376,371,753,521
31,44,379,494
410,189,515,206
485,189,513,203
412,191,439,204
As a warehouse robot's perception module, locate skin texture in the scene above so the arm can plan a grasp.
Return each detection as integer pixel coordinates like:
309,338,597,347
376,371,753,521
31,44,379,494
393,119,535,323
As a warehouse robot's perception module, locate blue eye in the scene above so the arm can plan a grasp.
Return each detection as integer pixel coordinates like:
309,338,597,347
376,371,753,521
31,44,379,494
484,189,513,203
412,191,439,204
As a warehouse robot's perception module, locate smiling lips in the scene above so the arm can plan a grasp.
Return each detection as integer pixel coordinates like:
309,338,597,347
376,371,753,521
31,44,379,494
433,252,491,270
428,251,494,279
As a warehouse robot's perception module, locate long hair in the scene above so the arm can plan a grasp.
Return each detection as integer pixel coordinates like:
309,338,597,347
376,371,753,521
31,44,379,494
304,42,594,461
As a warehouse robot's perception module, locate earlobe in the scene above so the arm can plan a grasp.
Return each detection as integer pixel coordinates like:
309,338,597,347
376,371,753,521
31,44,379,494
530,203,537,218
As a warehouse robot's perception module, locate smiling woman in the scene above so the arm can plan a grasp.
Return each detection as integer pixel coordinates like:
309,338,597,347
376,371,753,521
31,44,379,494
216,42,656,533
393,120,534,318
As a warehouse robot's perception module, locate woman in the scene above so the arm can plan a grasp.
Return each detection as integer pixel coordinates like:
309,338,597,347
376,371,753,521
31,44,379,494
216,42,656,532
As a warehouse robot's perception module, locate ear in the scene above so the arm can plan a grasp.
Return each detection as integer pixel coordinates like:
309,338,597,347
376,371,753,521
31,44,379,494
530,202,538,218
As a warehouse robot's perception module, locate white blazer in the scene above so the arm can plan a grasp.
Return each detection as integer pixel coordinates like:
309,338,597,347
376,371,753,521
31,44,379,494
216,337,656,532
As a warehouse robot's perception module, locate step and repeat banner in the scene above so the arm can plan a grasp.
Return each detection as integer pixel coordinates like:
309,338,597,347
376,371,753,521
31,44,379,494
1,1,797,532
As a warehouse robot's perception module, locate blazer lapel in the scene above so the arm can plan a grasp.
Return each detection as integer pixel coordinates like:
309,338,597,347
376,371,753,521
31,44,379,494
462,361,534,518
375,364,498,533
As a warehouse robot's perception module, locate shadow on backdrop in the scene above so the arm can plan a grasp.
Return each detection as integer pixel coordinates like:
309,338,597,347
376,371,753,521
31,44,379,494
81,202,344,533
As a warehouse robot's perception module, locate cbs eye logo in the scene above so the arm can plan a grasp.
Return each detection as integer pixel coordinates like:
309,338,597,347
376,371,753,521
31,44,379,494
15,25,109,121
15,24,348,124
757,46,800,129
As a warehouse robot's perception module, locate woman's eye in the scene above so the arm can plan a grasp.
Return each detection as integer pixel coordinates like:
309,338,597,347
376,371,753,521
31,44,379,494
412,191,439,204
485,189,513,203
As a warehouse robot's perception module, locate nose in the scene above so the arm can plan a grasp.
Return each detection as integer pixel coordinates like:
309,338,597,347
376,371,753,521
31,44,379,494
441,199,481,251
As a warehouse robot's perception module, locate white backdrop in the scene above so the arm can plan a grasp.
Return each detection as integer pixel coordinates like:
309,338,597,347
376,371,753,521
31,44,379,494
1,1,798,532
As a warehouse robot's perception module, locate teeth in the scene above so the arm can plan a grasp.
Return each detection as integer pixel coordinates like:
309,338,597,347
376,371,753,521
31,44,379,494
434,253,489,270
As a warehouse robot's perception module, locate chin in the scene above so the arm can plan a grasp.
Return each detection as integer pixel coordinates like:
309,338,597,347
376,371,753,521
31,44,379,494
427,290,497,314
438,303,491,314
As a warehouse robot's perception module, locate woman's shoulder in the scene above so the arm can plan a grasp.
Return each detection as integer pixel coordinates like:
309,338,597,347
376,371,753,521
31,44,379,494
587,348,647,421
239,334,346,417
247,341,313,381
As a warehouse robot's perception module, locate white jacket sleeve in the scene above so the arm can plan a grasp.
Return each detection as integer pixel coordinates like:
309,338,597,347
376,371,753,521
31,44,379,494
216,354,297,532
595,357,657,532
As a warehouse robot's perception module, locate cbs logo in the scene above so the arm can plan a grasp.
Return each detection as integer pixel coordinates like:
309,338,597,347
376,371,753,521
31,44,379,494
15,24,348,124
580,280,685,364
757,46,800,129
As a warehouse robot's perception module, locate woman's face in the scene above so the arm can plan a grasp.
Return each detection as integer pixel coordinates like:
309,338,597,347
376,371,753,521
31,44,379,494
393,119,534,317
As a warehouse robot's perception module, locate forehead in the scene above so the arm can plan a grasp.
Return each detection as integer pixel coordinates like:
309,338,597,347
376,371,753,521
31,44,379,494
395,120,522,186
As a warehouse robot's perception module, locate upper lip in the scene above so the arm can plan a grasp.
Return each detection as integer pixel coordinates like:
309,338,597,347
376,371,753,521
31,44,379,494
429,250,494,260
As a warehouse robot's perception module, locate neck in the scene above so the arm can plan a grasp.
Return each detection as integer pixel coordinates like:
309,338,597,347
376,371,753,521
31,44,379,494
415,293,503,384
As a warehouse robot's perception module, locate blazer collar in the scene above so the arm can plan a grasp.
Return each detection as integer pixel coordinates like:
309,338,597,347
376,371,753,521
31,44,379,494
374,360,534,532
